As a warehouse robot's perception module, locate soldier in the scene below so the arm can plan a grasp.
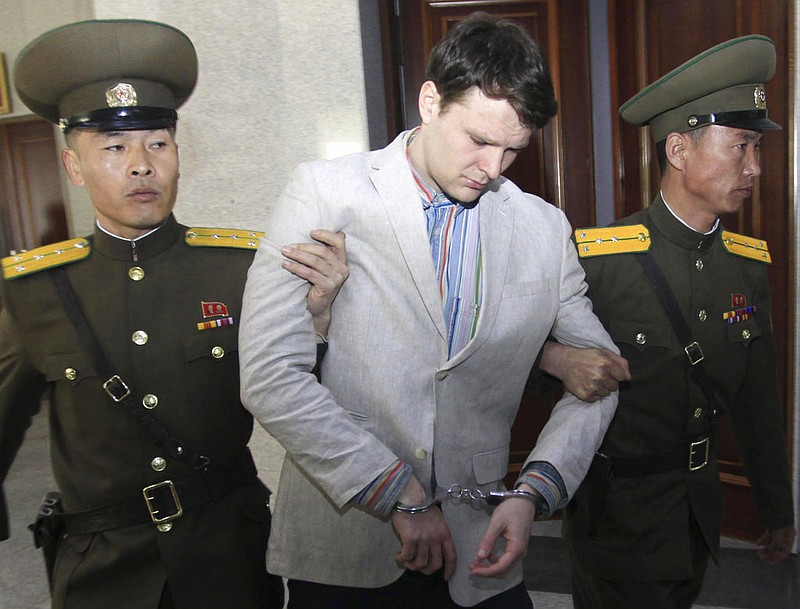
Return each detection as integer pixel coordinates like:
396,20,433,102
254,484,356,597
0,19,348,609
540,35,796,609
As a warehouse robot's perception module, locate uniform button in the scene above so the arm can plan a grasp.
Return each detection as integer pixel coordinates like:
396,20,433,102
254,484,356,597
151,457,167,472
142,394,159,409
435,371,448,381
211,346,225,359
635,332,647,345
414,448,428,460
695,259,704,271
698,310,707,322
157,523,173,533
128,266,145,281
132,330,149,345
693,407,703,419
741,329,751,340
64,368,77,381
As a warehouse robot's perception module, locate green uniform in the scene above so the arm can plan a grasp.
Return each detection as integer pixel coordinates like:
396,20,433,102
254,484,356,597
0,215,282,608
564,196,794,585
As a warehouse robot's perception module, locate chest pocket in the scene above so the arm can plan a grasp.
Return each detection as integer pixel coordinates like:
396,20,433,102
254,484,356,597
725,317,762,345
42,352,98,385
182,325,239,363
609,320,677,352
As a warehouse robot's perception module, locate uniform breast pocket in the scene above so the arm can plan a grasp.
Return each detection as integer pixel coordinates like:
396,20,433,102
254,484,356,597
725,317,762,346
182,325,239,363
609,319,677,352
42,352,99,386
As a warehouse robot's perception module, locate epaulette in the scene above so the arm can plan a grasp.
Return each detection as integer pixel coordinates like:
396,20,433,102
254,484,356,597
574,225,651,258
185,227,264,250
2,238,91,280
721,230,771,264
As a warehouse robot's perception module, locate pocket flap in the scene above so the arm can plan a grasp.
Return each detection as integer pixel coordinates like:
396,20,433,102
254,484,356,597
472,446,510,485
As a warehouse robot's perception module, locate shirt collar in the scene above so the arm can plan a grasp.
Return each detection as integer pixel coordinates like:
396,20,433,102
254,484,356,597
403,128,457,210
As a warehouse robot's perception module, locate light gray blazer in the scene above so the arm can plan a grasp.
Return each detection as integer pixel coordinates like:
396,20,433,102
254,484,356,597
239,132,617,606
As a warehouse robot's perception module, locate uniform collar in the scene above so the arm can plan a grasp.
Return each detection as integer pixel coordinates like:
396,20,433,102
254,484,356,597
649,195,720,252
91,214,180,261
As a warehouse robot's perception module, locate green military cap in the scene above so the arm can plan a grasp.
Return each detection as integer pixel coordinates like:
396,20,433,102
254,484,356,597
620,35,780,142
14,19,197,133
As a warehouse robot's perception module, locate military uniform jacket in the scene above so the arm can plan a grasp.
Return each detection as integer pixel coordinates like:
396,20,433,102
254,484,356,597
564,195,794,581
0,215,275,609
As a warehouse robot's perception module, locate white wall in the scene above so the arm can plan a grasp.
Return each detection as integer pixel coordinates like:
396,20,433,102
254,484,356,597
1,0,369,236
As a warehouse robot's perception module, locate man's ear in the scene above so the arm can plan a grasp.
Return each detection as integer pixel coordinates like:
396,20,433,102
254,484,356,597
664,132,686,171
418,80,441,125
61,148,84,187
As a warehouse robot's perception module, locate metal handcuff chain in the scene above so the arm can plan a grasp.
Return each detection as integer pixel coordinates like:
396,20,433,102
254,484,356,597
394,484,539,514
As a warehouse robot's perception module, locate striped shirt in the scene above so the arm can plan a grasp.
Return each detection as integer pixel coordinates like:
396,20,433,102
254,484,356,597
405,128,483,358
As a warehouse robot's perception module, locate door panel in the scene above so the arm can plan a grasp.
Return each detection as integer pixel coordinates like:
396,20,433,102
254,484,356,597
0,119,67,254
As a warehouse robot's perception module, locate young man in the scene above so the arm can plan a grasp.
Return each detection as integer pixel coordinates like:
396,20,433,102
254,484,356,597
239,13,625,608
541,35,796,609
0,20,347,609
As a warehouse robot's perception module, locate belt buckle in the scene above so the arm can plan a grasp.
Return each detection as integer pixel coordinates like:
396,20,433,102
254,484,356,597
684,342,705,366
689,437,710,471
142,480,184,524
103,375,131,402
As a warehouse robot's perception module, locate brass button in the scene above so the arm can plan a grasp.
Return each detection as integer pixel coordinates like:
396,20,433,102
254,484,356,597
64,368,77,381
435,371,448,381
698,310,707,322
414,448,428,460
151,457,166,472
695,259,704,271
741,329,751,340
693,407,703,419
128,266,145,281
142,394,159,410
635,332,647,345
157,523,173,533
211,346,225,359
132,330,149,345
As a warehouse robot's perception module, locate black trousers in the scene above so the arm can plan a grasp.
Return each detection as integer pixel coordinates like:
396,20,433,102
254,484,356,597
287,569,532,609
570,513,711,609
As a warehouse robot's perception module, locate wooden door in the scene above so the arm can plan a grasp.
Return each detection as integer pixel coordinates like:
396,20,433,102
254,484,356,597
609,0,794,541
0,118,67,255
381,0,597,485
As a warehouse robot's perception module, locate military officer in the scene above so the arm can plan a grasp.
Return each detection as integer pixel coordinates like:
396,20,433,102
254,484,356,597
539,36,796,609
0,20,348,609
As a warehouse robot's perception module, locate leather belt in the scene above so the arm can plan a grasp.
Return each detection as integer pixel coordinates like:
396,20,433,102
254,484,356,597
61,448,259,535
598,434,713,478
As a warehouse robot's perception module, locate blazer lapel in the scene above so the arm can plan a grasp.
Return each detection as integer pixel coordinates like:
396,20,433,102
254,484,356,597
369,137,448,342
446,185,514,366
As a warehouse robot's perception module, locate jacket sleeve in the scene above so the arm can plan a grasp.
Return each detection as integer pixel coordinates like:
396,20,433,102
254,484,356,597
521,210,619,502
728,264,794,529
238,162,400,510
0,299,46,540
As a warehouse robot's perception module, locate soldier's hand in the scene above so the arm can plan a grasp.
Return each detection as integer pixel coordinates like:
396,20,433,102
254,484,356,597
281,230,349,338
540,342,630,402
755,525,796,564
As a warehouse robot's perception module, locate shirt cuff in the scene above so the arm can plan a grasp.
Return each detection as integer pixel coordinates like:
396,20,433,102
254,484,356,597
516,461,567,518
353,460,412,518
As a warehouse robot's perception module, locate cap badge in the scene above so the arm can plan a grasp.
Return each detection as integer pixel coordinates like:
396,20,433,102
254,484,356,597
753,85,766,109
105,83,138,108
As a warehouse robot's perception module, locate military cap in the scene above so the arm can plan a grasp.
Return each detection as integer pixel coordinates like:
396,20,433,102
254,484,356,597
620,35,780,142
14,19,197,133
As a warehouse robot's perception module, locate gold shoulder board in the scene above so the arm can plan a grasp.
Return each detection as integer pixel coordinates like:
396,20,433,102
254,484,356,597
721,231,771,263
574,225,651,258
2,238,91,280
185,227,264,250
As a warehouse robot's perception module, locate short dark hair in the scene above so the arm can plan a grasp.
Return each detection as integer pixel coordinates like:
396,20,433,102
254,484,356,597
426,12,558,130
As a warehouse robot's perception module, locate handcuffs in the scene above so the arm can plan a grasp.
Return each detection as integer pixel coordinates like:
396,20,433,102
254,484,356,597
394,483,543,514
